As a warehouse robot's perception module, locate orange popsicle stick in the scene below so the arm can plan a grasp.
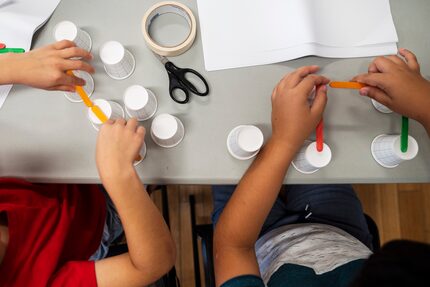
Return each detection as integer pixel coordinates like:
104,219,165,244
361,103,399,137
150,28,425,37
91,105,109,123
67,71,93,107
67,71,108,123
76,85,94,108
329,82,366,90
66,71,141,162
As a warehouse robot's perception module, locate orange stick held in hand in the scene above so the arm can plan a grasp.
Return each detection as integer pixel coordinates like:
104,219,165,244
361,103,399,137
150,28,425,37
67,71,108,123
329,82,366,90
66,71,142,162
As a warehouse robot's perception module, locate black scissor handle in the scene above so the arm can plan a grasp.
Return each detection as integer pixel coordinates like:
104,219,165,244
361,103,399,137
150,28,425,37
165,62,210,97
167,71,190,104
178,68,210,97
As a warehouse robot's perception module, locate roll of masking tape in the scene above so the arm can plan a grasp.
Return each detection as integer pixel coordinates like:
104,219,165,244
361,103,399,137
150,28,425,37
142,1,197,57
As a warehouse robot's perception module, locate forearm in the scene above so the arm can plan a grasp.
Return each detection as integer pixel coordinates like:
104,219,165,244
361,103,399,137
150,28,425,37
215,138,296,249
0,54,17,85
103,168,175,273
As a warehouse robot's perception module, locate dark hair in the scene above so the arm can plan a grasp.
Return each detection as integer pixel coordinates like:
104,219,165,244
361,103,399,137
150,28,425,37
351,240,430,287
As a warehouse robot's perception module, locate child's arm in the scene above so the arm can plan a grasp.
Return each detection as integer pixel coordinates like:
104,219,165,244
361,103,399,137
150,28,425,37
214,66,330,286
0,40,94,92
94,119,176,287
353,49,430,136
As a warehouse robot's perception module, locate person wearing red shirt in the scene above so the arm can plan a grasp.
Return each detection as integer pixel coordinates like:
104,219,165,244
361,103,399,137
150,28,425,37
0,41,176,287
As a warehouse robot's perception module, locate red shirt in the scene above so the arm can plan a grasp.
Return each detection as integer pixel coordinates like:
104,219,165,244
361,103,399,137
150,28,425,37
0,178,106,287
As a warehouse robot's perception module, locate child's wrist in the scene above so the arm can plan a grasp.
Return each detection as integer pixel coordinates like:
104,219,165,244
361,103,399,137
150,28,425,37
101,165,137,190
0,54,17,85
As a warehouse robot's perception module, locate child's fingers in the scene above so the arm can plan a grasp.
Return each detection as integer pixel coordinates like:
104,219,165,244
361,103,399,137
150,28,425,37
114,118,127,126
137,126,146,136
136,126,146,142
60,47,93,61
399,48,420,72
53,40,76,50
351,74,365,82
49,85,76,92
372,56,396,73
353,73,389,91
368,62,381,73
62,74,86,87
310,85,328,117
63,60,95,74
386,55,406,66
359,87,392,106
126,118,139,132
297,74,330,99
287,66,320,87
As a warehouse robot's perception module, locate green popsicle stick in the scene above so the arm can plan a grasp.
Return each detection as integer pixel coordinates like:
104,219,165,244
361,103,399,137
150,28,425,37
0,48,25,54
401,116,409,153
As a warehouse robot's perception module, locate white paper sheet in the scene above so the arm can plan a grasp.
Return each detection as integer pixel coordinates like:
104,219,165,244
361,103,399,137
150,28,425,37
196,0,399,71
0,0,61,109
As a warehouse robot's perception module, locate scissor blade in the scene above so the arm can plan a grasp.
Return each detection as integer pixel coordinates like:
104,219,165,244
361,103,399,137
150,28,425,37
154,53,169,65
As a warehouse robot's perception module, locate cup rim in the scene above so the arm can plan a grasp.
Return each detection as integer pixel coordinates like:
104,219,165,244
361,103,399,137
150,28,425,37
53,20,78,41
305,142,332,169
226,125,260,160
103,49,136,80
237,125,264,153
151,116,185,148
100,40,125,65
291,140,320,174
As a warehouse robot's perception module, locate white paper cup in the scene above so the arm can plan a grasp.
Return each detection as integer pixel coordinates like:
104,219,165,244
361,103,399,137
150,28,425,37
64,70,94,103
371,134,419,168
292,141,332,174
227,125,264,160
371,99,393,114
54,21,92,52
100,41,135,80
124,85,157,121
134,142,147,166
151,114,185,148
87,99,125,131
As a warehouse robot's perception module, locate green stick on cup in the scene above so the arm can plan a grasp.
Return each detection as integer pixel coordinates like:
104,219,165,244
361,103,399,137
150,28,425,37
401,116,409,153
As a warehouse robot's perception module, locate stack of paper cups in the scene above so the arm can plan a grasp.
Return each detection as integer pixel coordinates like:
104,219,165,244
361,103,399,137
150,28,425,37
54,21,92,52
151,114,185,148
292,141,332,174
123,85,158,121
100,41,136,80
64,70,94,103
134,142,147,166
87,99,125,131
372,99,392,114
227,125,264,160
371,134,419,168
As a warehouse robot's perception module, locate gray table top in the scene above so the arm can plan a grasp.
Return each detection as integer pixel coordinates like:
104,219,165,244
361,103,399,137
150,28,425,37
1,0,429,184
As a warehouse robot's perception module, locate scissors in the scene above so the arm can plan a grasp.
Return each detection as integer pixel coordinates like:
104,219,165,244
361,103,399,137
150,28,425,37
155,53,209,104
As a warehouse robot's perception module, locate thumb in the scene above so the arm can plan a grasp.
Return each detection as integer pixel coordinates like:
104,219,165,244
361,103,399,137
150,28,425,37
311,84,328,117
359,86,392,107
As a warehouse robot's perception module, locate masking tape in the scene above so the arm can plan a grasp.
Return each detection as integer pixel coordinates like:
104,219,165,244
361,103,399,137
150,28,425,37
142,1,197,57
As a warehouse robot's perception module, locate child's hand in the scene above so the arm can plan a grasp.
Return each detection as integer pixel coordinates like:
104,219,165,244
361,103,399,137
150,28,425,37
96,119,145,183
271,66,330,153
352,49,430,127
6,40,94,92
